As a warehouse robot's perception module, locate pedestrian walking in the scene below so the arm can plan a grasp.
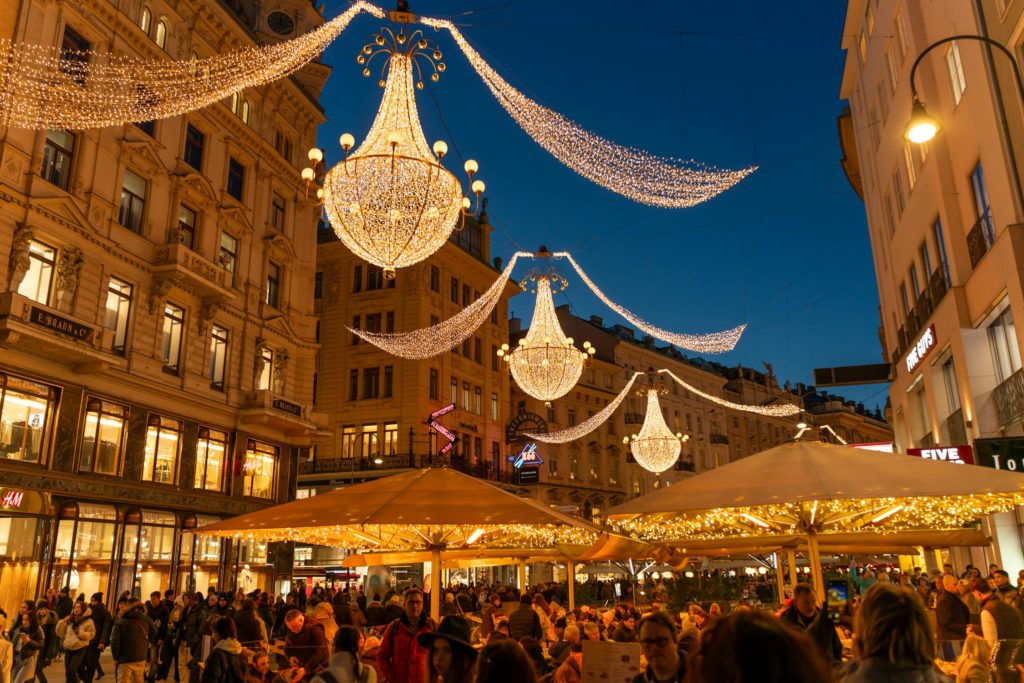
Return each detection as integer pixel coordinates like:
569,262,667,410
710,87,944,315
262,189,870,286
9,613,41,683
80,594,111,683
56,602,95,683
375,589,431,683
111,600,156,683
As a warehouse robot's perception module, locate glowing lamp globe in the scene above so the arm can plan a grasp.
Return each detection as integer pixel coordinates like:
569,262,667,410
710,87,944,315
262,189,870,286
628,389,684,473
904,99,940,144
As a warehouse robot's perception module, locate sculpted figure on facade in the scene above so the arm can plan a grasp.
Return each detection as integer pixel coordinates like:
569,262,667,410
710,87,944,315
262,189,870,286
253,338,269,390
7,223,34,291
272,350,289,395
54,246,84,312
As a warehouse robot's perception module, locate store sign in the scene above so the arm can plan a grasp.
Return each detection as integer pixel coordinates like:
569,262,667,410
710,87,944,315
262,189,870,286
271,398,303,416
29,307,94,342
974,438,1024,471
907,445,973,465
517,467,540,485
0,489,24,508
429,403,456,420
905,325,937,373
426,404,456,456
430,420,455,442
510,443,544,468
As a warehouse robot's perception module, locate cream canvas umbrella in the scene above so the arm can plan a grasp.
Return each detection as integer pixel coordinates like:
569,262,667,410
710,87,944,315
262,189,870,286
197,467,599,620
606,439,1024,601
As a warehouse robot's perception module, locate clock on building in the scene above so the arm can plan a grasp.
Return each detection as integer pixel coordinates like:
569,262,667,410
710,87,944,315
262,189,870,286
267,11,295,36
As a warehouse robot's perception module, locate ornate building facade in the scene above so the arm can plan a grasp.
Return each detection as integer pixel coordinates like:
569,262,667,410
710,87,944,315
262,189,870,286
0,0,326,607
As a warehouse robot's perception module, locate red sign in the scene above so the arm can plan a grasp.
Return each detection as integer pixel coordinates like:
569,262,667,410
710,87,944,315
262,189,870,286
907,445,974,465
0,490,24,508
439,441,454,455
430,403,456,420
430,420,455,442
905,325,937,374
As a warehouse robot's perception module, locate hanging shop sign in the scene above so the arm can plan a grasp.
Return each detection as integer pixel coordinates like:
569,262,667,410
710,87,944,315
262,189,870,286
505,412,548,444
905,325,937,374
510,443,544,468
974,438,1024,471
907,445,973,465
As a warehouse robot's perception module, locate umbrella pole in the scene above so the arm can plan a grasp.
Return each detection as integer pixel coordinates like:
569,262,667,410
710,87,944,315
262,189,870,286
786,549,798,595
518,558,528,593
567,560,576,611
805,533,825,604
430,547,442,623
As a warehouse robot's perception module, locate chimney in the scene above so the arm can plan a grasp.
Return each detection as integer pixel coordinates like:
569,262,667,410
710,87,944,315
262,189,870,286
590,315,604,327
493,256,502,270
509,316,521,333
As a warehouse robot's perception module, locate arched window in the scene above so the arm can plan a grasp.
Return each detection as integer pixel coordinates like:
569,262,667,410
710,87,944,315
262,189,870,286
139,7,152,33
241,98,252,125
230,92,240,114
154,19,168,50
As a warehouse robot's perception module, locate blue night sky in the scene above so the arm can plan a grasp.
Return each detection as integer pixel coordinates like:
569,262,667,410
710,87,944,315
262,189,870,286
316,0,889,411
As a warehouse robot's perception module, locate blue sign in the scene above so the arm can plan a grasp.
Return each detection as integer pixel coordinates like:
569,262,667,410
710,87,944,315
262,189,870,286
511,443,544,469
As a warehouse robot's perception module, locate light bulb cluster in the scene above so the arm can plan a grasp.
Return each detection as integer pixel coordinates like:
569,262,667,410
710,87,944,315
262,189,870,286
557,253,745,354
0,1,383,129
627,389,687,473
499,276,595,403
349,252,530,357
419,17,755,208
524,372,644,444
658,369,802,417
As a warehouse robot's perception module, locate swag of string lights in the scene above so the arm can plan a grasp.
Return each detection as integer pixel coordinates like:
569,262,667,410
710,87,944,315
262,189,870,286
348,252,531,358
498,275,595,404
319,28,485,278
0,1,383,129
658,369,801,417
419,17,755,208
556,253,745,353
627,388,688,473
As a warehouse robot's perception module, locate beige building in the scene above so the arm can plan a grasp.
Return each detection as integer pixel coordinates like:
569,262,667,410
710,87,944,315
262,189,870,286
840,0,1024,571
0,0,326,606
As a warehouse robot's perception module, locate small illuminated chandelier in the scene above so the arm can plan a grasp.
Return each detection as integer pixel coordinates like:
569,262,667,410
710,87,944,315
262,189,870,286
498,270,594,405
303,27,486,279
626,386,689,473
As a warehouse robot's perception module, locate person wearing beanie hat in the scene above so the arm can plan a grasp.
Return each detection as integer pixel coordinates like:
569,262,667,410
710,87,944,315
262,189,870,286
80,593,111,683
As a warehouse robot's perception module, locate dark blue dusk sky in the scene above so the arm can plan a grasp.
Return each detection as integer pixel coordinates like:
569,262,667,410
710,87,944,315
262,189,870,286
316,0,889,411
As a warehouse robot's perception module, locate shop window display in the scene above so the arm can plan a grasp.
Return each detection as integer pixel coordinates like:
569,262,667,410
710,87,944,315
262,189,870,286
0,374,56,464
143,415,181,484
178,514,222,595
79,398,127,475
52,502,117,598
0,490,51,614
242,440,277,499
114,509,176,600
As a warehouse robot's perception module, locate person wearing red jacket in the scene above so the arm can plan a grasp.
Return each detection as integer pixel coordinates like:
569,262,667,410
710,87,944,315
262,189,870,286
376,589,433,683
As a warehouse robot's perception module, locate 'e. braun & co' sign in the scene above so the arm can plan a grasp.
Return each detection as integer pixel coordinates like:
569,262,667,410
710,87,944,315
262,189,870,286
905,325,937,374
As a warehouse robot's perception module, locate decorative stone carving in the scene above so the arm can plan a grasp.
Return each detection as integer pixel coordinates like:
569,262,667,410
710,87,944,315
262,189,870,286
253,337,268,391
54,246,84,312
196,297,221,335
7,223,34,291
148,274,178,314
272,350,288,395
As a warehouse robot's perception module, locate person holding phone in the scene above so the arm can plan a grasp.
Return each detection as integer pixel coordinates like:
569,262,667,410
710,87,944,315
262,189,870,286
779,583,842,665
57,602,96,683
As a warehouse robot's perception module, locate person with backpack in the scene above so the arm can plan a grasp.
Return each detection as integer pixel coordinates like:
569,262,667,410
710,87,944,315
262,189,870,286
200,619,245,683
309,627,375,683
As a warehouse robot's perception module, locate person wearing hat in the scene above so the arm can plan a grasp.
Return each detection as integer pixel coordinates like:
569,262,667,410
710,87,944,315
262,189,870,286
417,616,476,683
110,600,156,683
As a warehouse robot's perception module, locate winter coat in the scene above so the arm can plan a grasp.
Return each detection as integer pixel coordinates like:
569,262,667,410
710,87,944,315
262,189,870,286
233,613,267,650
311,603,338,649
200,638,246,683
111,608,156,664
309,651,376,683
184,605,209,654
146,602,171,642
508,603,543,641
837,657,952,682
376,612,431,683
284,620,329,678
89,604,113,648
54,597,73,620
936,592,970,641
56,610,96,651
8,625,43,662
0,637,11,683
779,604,843,663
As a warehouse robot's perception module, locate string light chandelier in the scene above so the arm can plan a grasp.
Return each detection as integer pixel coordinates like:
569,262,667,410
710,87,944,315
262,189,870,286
0,1,382,129
626,387,688,473
419,17,755,208
314,27,485,279
498,274,594,404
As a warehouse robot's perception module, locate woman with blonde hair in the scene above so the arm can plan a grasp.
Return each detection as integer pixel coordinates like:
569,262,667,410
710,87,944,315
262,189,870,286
838,583,947,682
955,634,991,683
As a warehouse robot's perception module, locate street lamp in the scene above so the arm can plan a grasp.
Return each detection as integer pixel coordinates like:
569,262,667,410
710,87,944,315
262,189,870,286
904,97,941,143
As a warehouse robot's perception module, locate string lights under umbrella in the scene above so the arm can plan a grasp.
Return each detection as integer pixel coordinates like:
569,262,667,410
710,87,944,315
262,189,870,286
304,27,486,279
625,384,689,473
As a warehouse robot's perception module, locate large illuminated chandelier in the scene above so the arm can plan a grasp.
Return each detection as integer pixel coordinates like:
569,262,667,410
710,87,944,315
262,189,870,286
309,27,485,279
626,386,688,473
498,272,595,404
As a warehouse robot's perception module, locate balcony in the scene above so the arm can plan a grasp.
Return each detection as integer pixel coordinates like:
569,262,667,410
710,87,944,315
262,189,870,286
945,407,967,445
709,433,730,445
153,243,235,300
298,452,518,484
993,368,1024,430
967,212,996,270
239,390,323,436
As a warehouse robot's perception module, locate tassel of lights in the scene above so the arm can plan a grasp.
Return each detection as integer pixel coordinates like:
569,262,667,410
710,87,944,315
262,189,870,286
0,1,383,129
628,389,686,473
524,372,644,444
557,253,745,353
419,17,755,208
349,252,531,358
658,369,801,417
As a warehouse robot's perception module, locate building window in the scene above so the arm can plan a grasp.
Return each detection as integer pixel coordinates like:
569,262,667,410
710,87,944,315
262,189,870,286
351,316,360,345
42,131,75,189
909,263,920,299
314,272,323,299
473,386,482,414
226,157,245,201
153,19,167,50
941,358,961,414
892,169,904,216
384,423,398,456
178,204,197,249
257,346,272,391
430,266,440,293
462,284,470,307
265,262,281,308
209,324,228,389
429,369,438,400
118,170,147,233
360,425,378,460
933,218,951,285
384,366,393,398
883,193,895,235
194,427,228,492
450,377,458,405
242,440,277,498
885,42,898,89
353,266,363,293
341,426,357,458
903,143,916,190
474,338,482,363
989,308,1022,384
363,367,380,399
348,369,358,401
919,241,933,280
17,240,56,305
971,162,995,246
219,232,237,285
367,266,384,291
568,409,577,427
895,8,908,57
491,345,499,372
270,193,286,231
184,125,205,170
140,7,152,33
0,373,55,464
462,382,470,411
143,414,181,484
491,392,498,421
79,398,127,475
104,277,132,354
274,131,292,163
946,41,966,105
450,277,458,303
365,313,382,333
133,120,155,137
162,304,184,372
386,311,394,333
60,27,90,84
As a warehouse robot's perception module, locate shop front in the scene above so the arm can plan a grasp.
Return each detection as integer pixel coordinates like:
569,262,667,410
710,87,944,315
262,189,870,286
0,488,51,612
178,514,225,596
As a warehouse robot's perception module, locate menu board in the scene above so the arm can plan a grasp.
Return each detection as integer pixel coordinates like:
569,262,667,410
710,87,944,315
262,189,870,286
582,640,642,683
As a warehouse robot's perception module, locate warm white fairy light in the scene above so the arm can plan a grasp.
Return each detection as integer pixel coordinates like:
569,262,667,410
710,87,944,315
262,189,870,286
419,17,755,208
349,252,530,357
0,2,383,129
627,389,685,473
556,253,745,353
322,32,478,278
658,369,801,417
525,372,644,444
500,276,593,403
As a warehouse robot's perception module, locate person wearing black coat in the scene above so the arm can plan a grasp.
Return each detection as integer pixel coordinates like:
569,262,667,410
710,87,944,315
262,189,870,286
79,594,112,683
10,612,45,683
201,618,246,683
779,584,842,665
936,575,970,660
111,601,156,683
145,592,171,683
54,590,73,620
507,596,543,642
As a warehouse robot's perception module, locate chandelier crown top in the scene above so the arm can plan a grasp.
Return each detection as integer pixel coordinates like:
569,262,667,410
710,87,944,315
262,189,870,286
359,27,444,92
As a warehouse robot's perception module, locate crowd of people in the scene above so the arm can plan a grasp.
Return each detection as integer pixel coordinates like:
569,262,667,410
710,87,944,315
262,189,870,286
0,561,1021,683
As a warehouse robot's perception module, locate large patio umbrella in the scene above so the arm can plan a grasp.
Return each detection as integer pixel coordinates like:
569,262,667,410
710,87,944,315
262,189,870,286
197,467,599,620
605,439,1024,600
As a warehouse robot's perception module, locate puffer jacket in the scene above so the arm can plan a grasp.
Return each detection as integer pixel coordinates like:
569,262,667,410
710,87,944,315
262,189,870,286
375,613,431,683
200,638,246,683
110,607,155,664
56,609,96,651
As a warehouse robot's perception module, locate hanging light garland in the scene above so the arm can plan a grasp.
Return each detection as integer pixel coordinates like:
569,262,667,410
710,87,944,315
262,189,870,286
556,253,745,353
418,17,755,208
498,275,594,404
0,1,383,129
349,251,531,357
627,388,687,473
658,369,801,417
524,372,644,444
318,28,487,279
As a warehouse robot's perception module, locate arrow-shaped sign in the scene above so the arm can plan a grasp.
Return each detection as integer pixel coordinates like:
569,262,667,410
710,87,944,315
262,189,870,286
426,405,457,456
